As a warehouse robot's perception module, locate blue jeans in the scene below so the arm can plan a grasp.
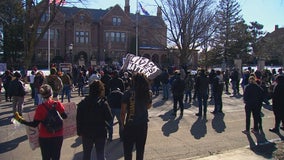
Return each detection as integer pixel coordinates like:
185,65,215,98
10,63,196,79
231,81,237,94
34,89,39,105
184,90,192,102
162,83,169,99
108,108,123,139
61,85,71,102
197,92,208,115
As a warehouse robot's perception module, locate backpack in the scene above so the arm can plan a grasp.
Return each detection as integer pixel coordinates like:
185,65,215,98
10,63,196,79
42,102,63,133
9,79,26,97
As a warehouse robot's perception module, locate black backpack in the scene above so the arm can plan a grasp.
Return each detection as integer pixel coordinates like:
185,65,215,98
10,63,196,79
42,102,63,133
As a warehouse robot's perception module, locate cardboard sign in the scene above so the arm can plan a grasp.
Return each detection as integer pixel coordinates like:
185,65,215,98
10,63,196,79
121,54,161,79
23,102,77,150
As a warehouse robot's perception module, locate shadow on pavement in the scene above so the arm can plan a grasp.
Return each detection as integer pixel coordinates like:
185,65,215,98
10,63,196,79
0,114,14,127
161,114,182,137
190,116,207,139
71,136,82,148
245,132,277,159
72,138,124,160
211,113,226,133
0,135,28,154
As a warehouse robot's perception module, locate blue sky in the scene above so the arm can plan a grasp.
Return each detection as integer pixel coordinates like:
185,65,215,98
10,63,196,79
75,0,284,33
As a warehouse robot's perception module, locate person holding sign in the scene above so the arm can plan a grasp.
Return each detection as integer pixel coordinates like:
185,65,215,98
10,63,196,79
14,84,67,160
121,72,152,160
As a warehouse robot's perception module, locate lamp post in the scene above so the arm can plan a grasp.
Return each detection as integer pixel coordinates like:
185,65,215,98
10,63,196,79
69,43,73,63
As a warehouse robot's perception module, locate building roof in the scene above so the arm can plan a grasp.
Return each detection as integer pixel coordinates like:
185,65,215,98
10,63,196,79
59,6,165,27
59,6,109,22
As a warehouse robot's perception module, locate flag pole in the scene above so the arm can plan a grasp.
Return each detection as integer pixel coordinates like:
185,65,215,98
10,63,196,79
135,0,138,56
48,1,51,71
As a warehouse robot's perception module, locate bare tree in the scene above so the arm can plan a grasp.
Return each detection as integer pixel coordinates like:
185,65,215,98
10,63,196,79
154,0,216,66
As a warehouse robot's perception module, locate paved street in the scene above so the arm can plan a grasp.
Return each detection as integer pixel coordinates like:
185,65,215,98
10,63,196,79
0,88,283,160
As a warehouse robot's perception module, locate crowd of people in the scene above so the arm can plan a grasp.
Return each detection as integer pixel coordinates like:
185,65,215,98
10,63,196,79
1,64,284,160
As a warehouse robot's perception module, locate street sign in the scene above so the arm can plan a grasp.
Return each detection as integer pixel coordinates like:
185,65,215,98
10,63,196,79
59,63,72,73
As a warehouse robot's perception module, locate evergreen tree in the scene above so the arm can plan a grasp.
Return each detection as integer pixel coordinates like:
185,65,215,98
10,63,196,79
213,0,242,67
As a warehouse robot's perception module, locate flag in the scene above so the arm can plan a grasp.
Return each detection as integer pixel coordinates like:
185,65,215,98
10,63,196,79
139,2,150,16
121,54,161,79
49,0,65,5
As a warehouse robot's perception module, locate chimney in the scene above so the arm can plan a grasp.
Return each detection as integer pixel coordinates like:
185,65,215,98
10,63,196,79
275,25,279,31
124,0,130,15
157,6,162,17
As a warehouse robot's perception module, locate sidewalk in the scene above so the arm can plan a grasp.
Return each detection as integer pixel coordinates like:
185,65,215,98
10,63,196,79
193,139,283,160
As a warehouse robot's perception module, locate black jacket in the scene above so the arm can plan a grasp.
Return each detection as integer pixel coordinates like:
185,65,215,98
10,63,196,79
171,76,185,96
76,96,112,137
8,78,26,97
243,83,264,107
272,75,284,108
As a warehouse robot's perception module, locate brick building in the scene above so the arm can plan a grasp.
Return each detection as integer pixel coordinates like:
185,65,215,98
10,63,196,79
35,0,167,68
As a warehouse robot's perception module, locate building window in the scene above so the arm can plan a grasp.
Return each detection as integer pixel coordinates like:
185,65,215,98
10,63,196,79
80,14,84,21
105,31,126,43
37,28,59,40
75,31,89,44
111,32,115,42
121,32,125,42
40,13,49,22
112,17,121,26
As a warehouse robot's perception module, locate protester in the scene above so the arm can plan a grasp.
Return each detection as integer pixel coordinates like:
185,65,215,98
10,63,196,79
211,70,224,114
77,72,86,97
29,70,36,99
76,80,112,160
171,71,185,117
2,70,13,102
9,72,26,116
60,72,72,103
107,88,124,141
121,72,152,160
108,70,125,93
44,67,63,101
14,84,67,160
242,76,264,134
269,75,284,133
223,69,230,94
34,71,45,105
230,68,239,95
100,69,112,96
209,69,216,99
195,69,209,117
184,72,194,103
122,71,132,91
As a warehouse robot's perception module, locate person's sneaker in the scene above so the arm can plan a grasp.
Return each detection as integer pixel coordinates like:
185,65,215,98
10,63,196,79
171,112,177,117
280,126,284,131
269,128,279,133
251,129,259,134
242,130,249,134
